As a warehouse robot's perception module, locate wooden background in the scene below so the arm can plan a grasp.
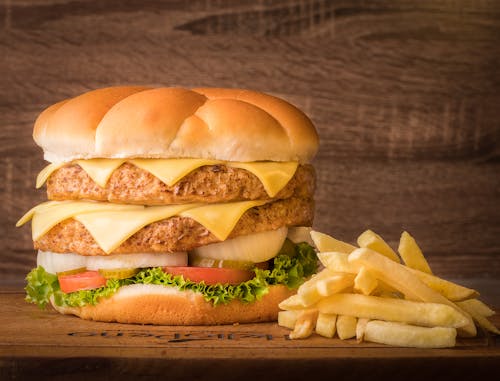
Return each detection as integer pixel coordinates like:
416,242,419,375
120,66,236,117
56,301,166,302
1,0,499,290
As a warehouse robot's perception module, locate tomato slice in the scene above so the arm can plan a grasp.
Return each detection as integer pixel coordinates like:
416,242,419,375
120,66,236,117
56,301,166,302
58,271,108,293
163,266,254,285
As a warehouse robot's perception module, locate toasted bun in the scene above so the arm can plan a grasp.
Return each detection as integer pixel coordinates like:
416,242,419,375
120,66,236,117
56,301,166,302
51,284,294,325
34,87,319,163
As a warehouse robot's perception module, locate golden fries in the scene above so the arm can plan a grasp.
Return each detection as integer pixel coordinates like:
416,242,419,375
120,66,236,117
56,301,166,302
311,231,356,254
354,266,378,295
348,248,476,336
278,310,298,330
289,309,318,339
279,229,498,348
356,318,369,342
317,293,468,328
398,231,432,274
336,315,357,340
457,300,500,335
357,230,400,262
317,251,359,273
364,321,457,348
316,313,337,338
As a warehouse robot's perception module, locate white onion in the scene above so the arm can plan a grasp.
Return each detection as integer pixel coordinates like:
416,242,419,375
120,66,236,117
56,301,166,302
287,226,314,246
191,227,288,263
37,251,87,274
37,250,188,274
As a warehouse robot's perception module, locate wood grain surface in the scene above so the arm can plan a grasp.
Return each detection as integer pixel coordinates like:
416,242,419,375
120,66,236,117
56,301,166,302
0,292,498,381
1,0,499,283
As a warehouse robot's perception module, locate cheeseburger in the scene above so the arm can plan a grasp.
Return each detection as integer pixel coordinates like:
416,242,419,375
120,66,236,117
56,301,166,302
17,86,319,325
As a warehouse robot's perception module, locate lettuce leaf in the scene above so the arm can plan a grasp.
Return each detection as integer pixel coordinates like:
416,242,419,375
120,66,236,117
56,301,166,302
25,242,317,309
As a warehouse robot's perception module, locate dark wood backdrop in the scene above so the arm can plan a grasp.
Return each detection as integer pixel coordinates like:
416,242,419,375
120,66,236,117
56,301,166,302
1,0,499,288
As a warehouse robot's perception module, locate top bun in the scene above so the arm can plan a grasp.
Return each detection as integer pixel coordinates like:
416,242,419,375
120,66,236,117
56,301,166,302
33,86,319,163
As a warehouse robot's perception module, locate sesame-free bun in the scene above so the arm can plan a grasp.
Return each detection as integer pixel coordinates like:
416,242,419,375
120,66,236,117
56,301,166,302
52,284,294,325
34,86,319,163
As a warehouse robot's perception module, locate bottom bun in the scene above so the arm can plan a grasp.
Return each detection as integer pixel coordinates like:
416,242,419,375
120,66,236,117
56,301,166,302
52,283,294,325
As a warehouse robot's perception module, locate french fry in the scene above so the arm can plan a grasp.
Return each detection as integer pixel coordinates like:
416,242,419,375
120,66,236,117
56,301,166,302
398,231,432,274
457,300,500,335
289,309,318,339
296,269,337,306
354,266,378,295
315,273,355,297
315,313,337,338
357,230,400,262
279,293,307,310
356,318,370,342
336,315,357,340
364,320,457,348
317,251,360,273
408,267,478,301
278,310,298,330
348,248,476,336
296,269,354,306
457,299,495,317
311,231,356,254
317,293,468,328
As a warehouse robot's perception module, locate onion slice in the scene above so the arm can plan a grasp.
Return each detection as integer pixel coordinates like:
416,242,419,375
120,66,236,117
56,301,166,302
37,250,188,274
191,227,288,263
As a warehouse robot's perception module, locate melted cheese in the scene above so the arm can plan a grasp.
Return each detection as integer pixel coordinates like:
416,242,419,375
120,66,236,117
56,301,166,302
75,204,195,253
29,201,143,241
36,163,65,189
129,158,221,186
35,159,298,197
75,159,126,187
180,200,266,241
18,200,267,254
229,161,298,197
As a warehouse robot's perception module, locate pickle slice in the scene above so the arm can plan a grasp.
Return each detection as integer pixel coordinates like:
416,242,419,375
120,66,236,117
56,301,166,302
56,267,87,276
98,268,139,279
190,257,257,270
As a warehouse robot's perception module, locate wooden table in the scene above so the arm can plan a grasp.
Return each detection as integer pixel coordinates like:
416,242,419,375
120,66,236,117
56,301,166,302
1,288,498,381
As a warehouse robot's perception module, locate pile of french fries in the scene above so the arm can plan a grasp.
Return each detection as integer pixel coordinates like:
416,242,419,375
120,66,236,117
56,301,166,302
279,230,499,348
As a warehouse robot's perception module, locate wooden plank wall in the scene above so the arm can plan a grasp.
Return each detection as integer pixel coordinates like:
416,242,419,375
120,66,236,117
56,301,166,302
1,0,499,284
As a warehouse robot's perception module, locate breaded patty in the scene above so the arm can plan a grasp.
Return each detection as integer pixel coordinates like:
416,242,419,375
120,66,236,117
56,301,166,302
46,163,315,205
34,197,314,256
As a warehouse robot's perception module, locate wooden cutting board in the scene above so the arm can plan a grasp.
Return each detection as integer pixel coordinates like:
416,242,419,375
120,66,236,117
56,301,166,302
0,291,498,380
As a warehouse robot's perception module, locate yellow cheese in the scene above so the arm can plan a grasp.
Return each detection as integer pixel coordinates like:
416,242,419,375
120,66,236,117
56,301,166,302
18,200,268,253
36,163,65,189
75,159,126,187
30,201,143,241
75,204,196,253
35,159,298,197
129,158,221,186
180,200,266,241
229,161,298,197
16,201,67,227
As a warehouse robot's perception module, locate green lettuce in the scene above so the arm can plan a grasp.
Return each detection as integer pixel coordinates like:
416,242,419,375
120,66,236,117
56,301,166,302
25,241,317,309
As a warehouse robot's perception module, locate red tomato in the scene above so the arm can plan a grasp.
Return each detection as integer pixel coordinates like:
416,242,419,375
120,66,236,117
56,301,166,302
163,266,254,285
58,271,108,293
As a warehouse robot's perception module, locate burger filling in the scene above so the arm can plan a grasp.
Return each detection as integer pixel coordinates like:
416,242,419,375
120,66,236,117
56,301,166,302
25,235,317,309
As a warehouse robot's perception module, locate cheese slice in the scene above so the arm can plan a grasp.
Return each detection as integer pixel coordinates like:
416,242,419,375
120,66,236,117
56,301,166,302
35,159,299,197
129,158,221,186
180,200,266,241
229,161,298,197
19,200,269,253
36,163,65,189
75,159,126,187
31,202,143,241
75,204,197,253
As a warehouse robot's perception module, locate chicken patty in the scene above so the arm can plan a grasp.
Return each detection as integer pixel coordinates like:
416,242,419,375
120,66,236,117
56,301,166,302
46,163,315,205
34,197,314,256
